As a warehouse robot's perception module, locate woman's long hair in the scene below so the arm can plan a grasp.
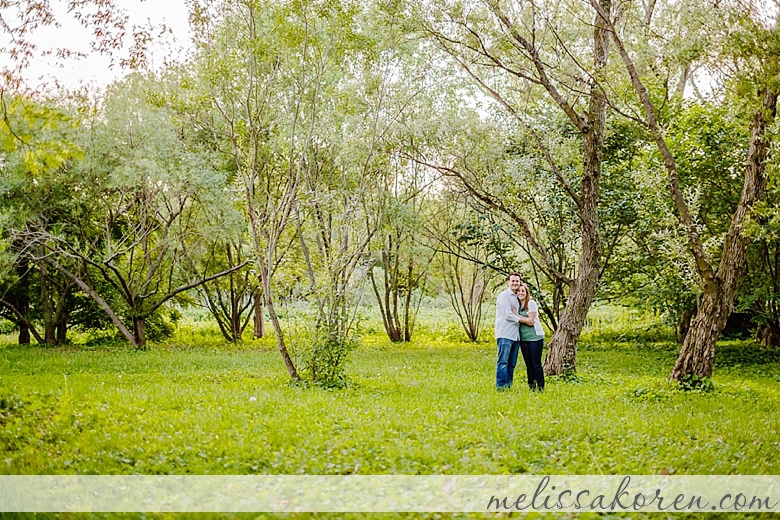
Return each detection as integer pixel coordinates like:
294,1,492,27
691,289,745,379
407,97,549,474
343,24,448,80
518,283,530,312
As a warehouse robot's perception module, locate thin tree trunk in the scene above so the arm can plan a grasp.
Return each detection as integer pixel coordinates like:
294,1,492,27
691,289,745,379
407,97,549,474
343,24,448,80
46,258,138,348
52,282,73,345
230,292,240,341
13,241,31,344
41,262,57,345
260,268,299,380
671,87,778,380
368,267,402,342
403,261,413,342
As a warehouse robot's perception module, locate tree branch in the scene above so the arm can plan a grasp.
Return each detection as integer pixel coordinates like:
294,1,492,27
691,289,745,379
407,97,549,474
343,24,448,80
588,0,716,287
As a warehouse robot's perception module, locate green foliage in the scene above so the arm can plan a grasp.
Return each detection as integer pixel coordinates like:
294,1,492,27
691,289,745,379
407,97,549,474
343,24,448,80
0,318,15,334
0,95,82,174
141,308,181,343
600,101,753,329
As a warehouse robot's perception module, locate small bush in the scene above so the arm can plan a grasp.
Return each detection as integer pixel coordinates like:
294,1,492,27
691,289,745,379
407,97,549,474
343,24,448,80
0,318,16,335
678,374,715,392
304,335,358,388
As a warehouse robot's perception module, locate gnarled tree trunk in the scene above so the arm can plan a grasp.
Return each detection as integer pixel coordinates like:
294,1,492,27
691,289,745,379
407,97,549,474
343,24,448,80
593,0,779,382
671,87,778,380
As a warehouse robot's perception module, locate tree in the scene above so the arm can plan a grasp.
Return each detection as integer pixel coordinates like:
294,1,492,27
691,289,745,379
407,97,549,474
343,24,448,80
417,0,613,374
195,240,256,342
426,194,496,342
369,157,433,343
29,74,246,348
189,0,387,380
0,93,84,344
589,0,780,381
291,0,414,379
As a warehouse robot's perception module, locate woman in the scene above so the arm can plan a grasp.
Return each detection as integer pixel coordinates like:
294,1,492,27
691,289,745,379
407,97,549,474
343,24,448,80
516,283,545,391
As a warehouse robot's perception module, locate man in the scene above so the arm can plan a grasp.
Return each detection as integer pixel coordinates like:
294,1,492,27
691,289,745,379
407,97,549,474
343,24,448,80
494,272,522,389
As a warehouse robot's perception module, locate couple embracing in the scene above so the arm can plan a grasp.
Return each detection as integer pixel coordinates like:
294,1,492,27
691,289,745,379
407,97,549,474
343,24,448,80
494,272,545,391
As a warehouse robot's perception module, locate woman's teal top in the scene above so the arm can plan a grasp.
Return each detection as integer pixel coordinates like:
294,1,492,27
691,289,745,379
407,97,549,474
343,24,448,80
518,310,544,341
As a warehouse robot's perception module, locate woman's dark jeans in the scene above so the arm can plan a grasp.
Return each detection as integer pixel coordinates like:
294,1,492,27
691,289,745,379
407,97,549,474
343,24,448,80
520,339,545,391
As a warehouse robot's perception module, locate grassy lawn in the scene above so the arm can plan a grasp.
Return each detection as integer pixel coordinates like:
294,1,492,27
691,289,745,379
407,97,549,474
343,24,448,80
2,307,779,478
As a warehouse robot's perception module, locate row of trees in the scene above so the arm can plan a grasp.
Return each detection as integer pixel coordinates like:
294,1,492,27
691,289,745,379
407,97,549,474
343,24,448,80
1,0,779,386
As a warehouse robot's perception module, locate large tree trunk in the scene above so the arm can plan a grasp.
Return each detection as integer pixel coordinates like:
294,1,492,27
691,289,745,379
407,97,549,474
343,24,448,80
230,291,241,341
18,322,31,344
671,289,725,379
671,87,778,380
544,0,609,375
544,234,600,374
41,262,57,345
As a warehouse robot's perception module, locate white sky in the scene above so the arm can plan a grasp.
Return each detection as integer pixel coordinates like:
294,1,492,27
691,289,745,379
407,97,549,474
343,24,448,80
19,0,191,91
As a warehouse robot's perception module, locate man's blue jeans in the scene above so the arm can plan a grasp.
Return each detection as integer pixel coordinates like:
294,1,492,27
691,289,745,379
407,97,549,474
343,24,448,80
496,337,520,389
520,339,545,391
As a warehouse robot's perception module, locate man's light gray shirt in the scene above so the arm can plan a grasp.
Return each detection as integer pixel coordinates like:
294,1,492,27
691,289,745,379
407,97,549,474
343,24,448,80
494,288,521,340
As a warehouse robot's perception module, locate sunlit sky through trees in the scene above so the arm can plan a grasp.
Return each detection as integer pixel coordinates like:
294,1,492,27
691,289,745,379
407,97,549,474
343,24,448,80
16,0,191,91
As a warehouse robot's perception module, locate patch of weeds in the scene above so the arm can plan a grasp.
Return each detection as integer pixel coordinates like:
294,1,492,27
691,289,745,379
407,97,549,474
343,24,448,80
576,371,610,386
678,374,715,393
290,377,352,391
80,328,133,349
628,380,677,402
0,393,24,426
559,368,582,383
714,341,780,367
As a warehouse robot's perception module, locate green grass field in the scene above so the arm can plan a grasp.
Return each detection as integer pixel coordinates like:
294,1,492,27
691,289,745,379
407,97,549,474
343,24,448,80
2,304,779,479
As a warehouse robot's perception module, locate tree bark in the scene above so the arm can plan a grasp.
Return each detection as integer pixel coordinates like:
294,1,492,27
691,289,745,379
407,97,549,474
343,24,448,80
41,262,57,345
14,247,31,345
18,322,31,345
133,315,146,348
671,87,778,380
57,316,67,345
253,289,264,339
